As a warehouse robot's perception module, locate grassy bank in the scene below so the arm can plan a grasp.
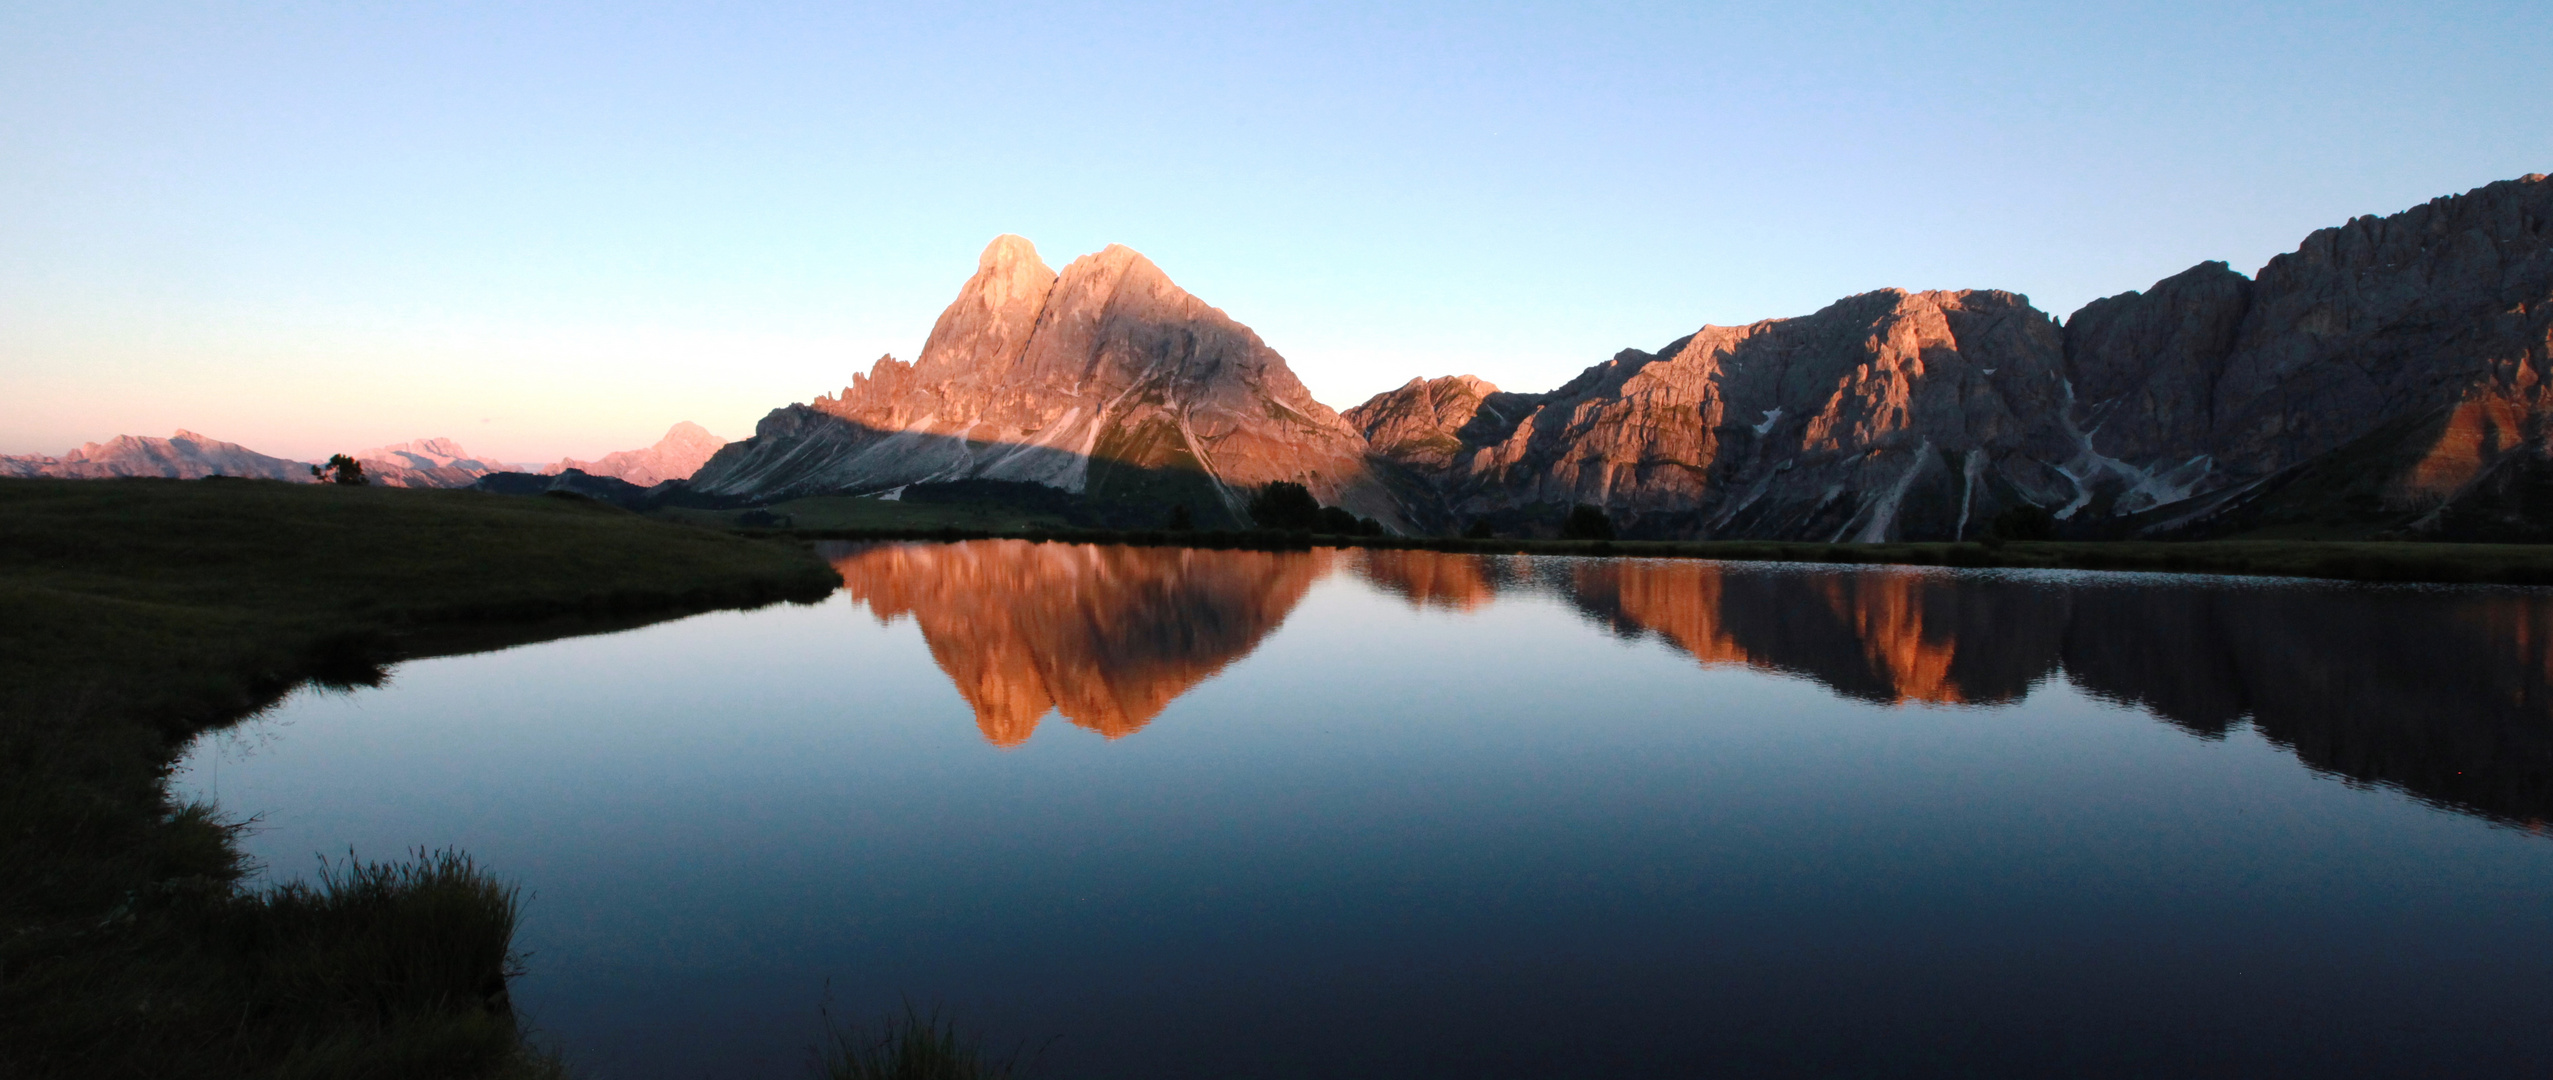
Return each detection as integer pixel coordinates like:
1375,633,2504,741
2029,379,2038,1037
769,522,2553,587
0,477,841,1079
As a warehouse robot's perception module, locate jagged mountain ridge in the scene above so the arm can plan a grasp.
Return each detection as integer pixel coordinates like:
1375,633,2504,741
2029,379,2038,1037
688,236,1408,529
1352,172,2553,539
1349,288,2079,540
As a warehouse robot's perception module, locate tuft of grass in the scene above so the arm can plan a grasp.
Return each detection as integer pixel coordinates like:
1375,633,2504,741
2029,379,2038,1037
812,1004,1036,1080
245,848,525,1026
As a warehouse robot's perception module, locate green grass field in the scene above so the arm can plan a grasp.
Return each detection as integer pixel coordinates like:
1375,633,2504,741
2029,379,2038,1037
0,477,839,1079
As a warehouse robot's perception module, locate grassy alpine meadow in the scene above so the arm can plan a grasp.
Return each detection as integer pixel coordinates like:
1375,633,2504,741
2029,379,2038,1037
0,476,841,1079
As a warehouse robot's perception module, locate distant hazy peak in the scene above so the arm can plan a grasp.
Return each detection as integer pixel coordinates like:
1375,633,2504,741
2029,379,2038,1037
544,421,729,486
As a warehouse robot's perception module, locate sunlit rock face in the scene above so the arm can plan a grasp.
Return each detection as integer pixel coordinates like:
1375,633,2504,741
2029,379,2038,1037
1355,174,2553,540
693,237,1408,528
1,431,315,481
1343,375,1540,473
543,422,727,486
1352,289,2078,541
823,540,1336,746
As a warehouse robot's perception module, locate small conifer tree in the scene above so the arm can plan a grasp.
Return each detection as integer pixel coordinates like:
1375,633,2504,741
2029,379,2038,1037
311,454,368,486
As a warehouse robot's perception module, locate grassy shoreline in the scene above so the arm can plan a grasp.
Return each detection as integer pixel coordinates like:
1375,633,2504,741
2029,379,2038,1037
757,523,2553,587
0,478,840,1079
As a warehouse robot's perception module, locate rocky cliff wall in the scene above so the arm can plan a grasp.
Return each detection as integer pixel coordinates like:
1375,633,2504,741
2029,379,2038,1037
1356,173,2553,540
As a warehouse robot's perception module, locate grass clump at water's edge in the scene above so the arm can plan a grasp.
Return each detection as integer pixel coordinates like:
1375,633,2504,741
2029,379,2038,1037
0,477,841,1079
750,520,2553,587
814,1003,1037,1080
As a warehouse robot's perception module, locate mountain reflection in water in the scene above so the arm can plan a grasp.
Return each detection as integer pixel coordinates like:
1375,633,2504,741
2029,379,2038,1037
823,540,1335,745
826,541,2553,827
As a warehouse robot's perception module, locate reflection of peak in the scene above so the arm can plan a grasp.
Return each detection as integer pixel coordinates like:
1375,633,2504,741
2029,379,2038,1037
824,540,1337,745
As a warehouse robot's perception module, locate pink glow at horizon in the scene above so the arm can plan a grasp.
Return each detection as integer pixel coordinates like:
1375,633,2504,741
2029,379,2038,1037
4,2,2546,460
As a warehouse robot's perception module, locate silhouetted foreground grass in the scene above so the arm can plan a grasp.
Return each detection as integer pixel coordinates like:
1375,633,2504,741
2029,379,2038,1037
762,522,2553,586
814,1005,1037,1080
0,477,840,1078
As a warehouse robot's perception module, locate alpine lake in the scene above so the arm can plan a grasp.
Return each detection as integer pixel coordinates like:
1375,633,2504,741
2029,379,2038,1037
176,541,2553,1078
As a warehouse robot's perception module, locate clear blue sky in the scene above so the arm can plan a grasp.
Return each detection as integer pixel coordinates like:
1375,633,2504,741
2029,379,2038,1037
3,1,2546,461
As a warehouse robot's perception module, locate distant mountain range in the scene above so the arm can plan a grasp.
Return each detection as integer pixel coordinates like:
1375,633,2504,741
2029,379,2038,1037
1,424,726,490
19,172,2549,540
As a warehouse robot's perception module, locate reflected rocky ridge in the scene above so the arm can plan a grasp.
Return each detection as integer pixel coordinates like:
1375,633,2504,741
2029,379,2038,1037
1378,552,2553,827
833,541,2553,827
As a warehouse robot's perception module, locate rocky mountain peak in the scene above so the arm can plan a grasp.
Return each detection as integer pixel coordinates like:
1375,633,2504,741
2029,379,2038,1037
911,236,1058,383
690,237,1406,527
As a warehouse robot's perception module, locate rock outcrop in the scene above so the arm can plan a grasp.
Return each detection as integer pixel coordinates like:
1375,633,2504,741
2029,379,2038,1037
1358,173,2553,540
0,431,314,482
543,421,726,486
689,236,1410,529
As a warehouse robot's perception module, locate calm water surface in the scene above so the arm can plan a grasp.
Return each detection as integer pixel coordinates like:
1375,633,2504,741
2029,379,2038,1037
177,543,2553,1078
